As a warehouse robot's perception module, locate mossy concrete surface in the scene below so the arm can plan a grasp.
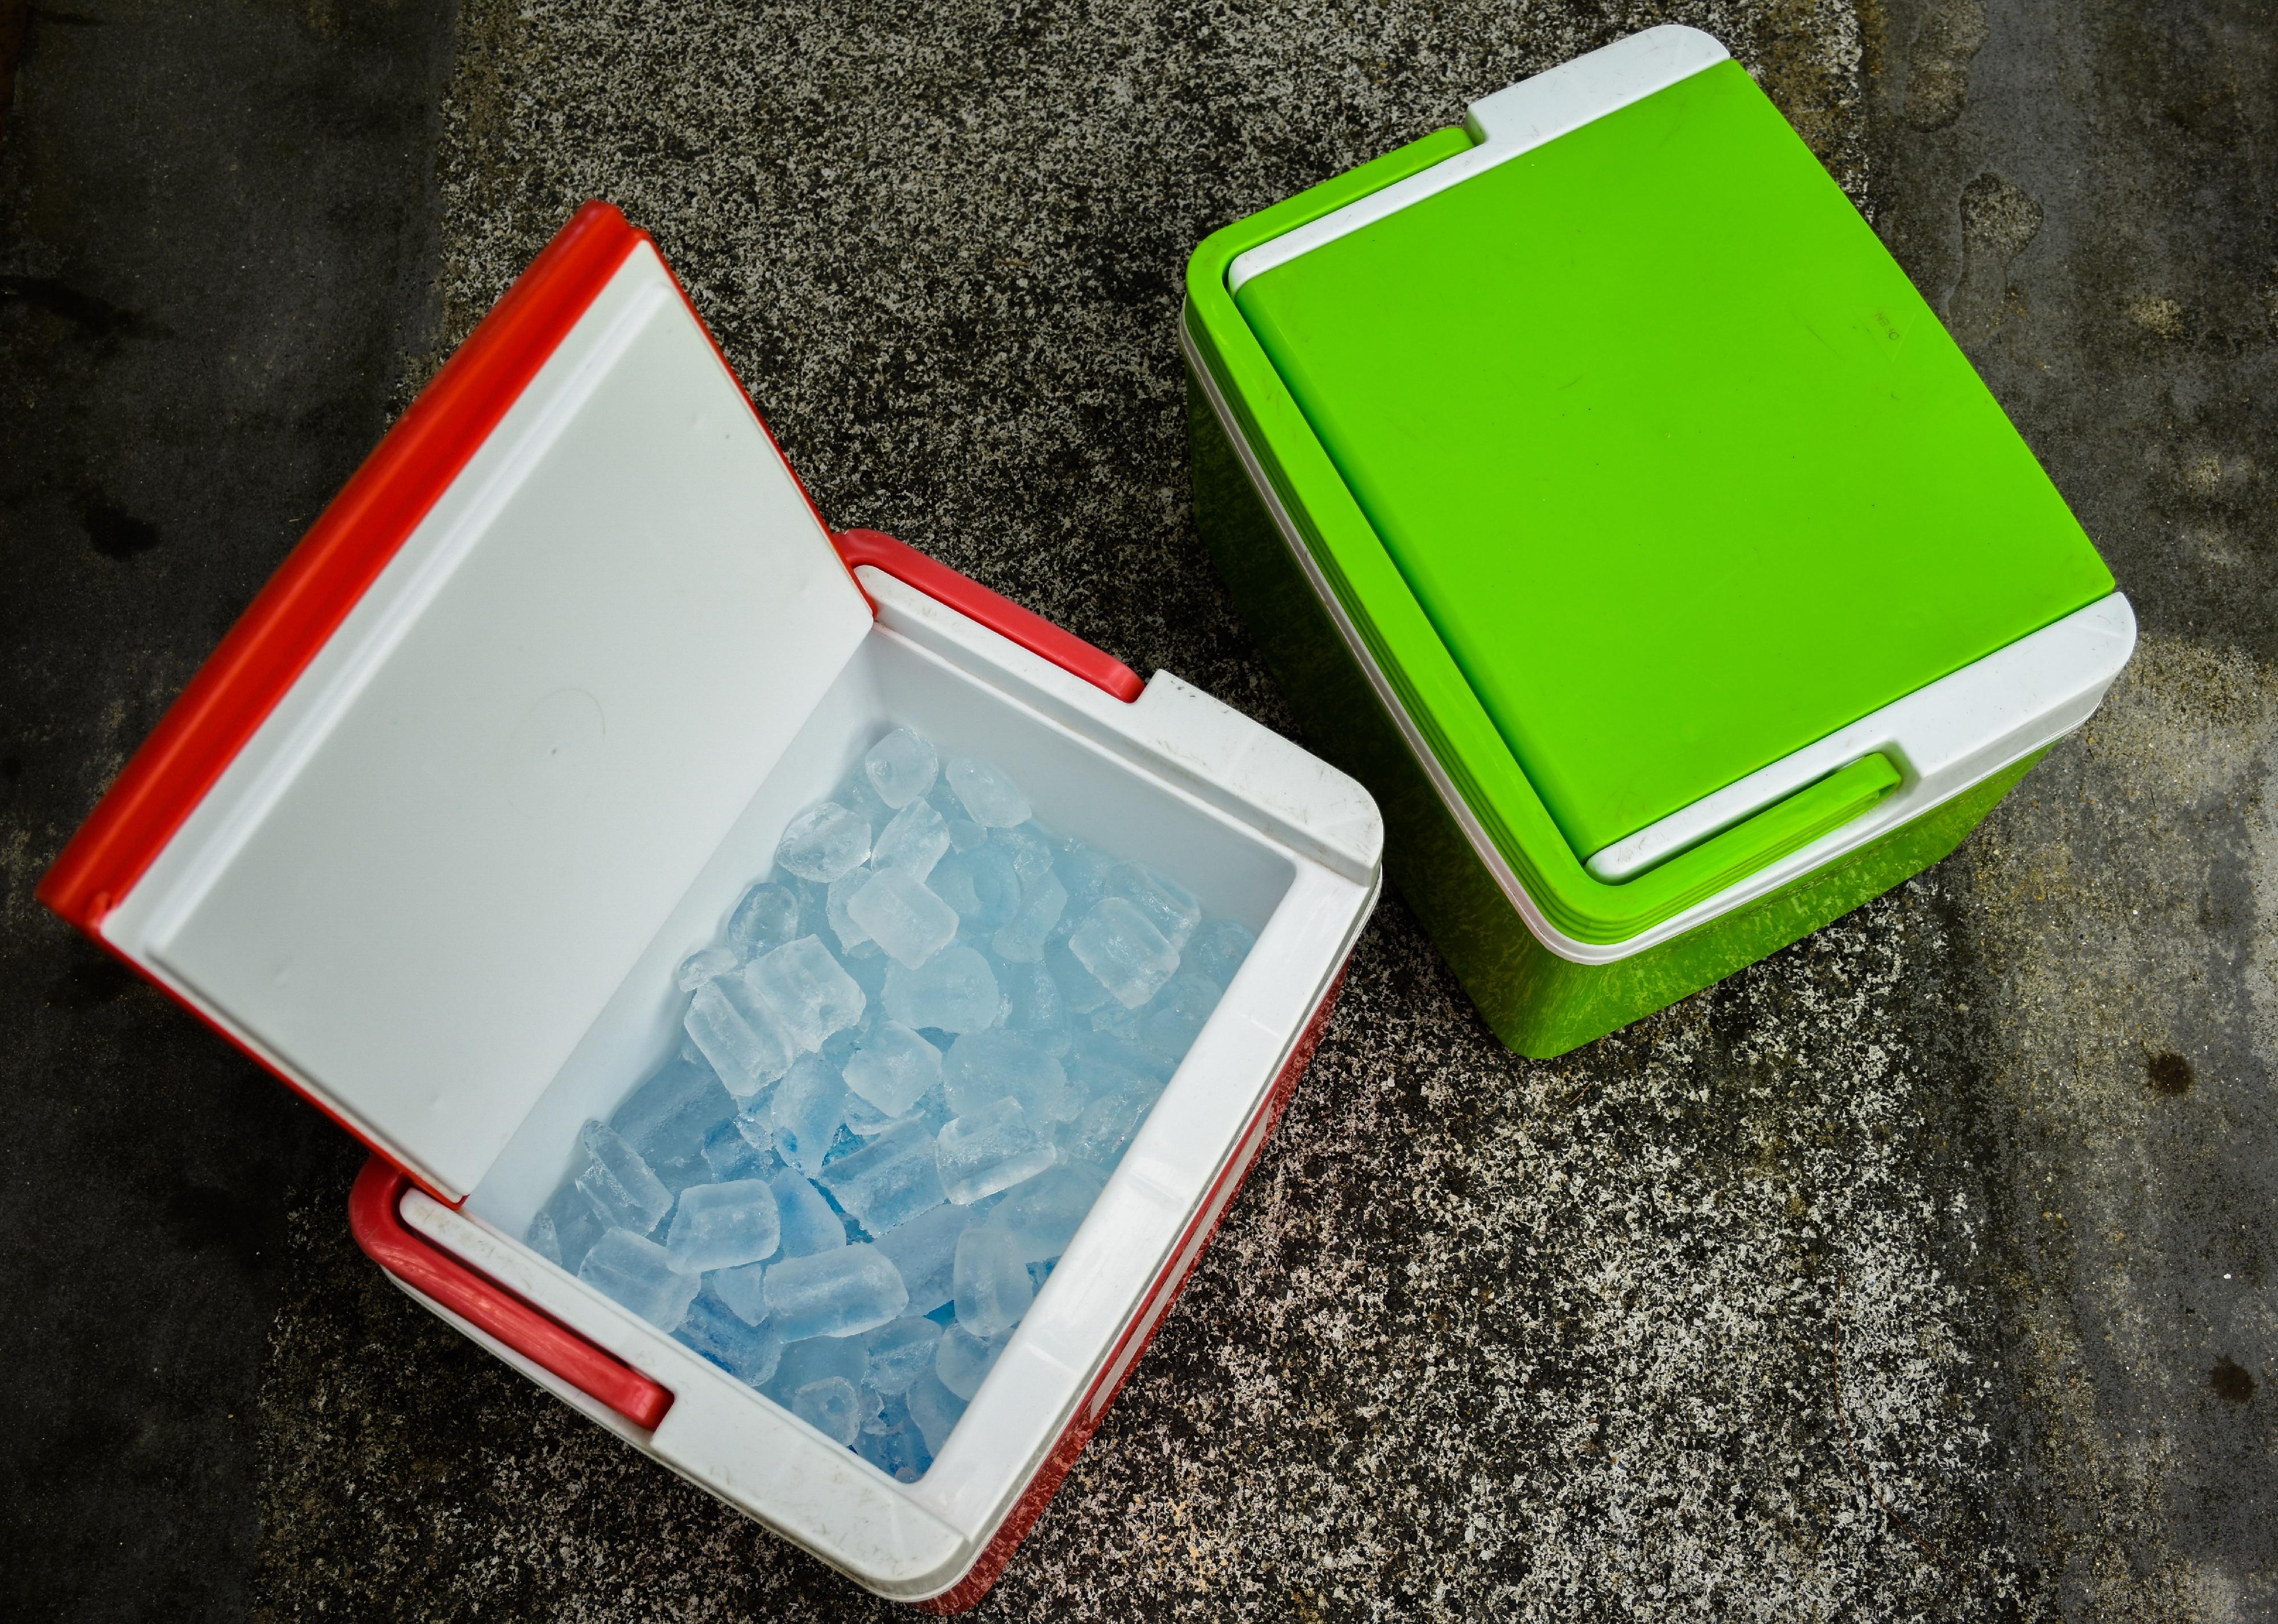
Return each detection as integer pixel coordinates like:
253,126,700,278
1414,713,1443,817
2,0,2271,1618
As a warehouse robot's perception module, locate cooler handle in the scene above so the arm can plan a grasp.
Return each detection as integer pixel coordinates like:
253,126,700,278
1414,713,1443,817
347,1157,674,1431
833,528,1147,704
1587,752,1902,889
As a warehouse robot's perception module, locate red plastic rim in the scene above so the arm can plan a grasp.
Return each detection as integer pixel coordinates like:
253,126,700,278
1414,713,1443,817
834,528,1145,705
349,1157,674,1431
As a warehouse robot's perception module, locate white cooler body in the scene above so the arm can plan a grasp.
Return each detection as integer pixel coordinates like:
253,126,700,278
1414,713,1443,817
41,203,1383,1609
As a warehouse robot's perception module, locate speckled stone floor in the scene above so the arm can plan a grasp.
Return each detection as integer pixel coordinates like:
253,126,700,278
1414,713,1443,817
4,0,2271,1618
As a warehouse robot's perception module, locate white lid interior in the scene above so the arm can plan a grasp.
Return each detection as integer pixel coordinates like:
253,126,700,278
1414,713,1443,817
108,243,874,1199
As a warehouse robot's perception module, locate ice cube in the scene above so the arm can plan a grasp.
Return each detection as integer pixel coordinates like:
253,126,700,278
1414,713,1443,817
863,1390,904,1437
862,1389,898,1434
846,868,959,970
996,954,1073,1057
770,1054,847,1177
930,842,1022,931
769,1342,872,1435
791,1376,862,1445
1073,1025,1177,1090
675,946,740,991
684,973,796,1096
574,1120,673,1234
943,1030,1080,1123
527,1207,563,1266
837,763,896,829
883,944,1001,1035
1087,995,1140,1040
1065,1046,1146,1108
863,727,939,808
837,941,892,1010
870,1202,975,1312
989,1164,1103,1264
666,1179,783,1272
991,871,1067,962
838,1090,898,1137
776,800,871,882
763,1244,910,1340
997,824,1057,888
936,1097,1056,1204
841,1021,942,1117
858,1412,931,1483
1045,935,1115,1015
1058,1084,1152,1173
710,1260,770,1325
610,1058,735,1193
771,1169,847,1257
676,1287,781,1384
952,1226,1033,1339
1183,917,1256,989
921,781,984,849
1134,972,1224,1066
871,798,951,880
820,1121,947,1234
699,1116,774,1183
733,1108,776,1157
905,1370,967,1455
788,876,832,940
1053,838,1116,918
747,937,866,1054
1105,862,1201,953
773,1331,869,1396
934,1322,1009,1401
927,866,979,924
578,1229,699,1331
528,1181,605,1273
1069,897,1180,1009
724,881,802,957
944,756,1032,827
863,1317,944,1396
825,868,873,952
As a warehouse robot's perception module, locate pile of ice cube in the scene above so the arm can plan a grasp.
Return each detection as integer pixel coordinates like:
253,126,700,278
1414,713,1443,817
528,725,1253,1482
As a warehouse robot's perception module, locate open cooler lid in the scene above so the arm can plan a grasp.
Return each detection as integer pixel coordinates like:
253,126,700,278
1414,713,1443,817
1228,43,2117,868
43,204,874,1201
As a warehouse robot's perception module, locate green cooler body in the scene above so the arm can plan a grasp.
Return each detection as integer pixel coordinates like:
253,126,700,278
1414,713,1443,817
1181,26,2133,1058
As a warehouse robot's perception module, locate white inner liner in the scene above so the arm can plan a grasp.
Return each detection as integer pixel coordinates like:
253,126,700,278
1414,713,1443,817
472,618,1298,1227
442,572,1376,1596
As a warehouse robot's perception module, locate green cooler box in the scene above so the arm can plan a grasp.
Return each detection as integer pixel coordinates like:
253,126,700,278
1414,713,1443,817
1181,26,2133,1058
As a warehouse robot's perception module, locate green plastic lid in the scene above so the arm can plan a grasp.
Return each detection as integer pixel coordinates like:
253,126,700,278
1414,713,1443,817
1231,58,2114,863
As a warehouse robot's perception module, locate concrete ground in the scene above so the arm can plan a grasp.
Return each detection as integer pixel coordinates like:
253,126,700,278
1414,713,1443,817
2,0,2270,1618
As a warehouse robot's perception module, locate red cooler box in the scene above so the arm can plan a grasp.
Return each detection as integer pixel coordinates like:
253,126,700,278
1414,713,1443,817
39,203,1383,1609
